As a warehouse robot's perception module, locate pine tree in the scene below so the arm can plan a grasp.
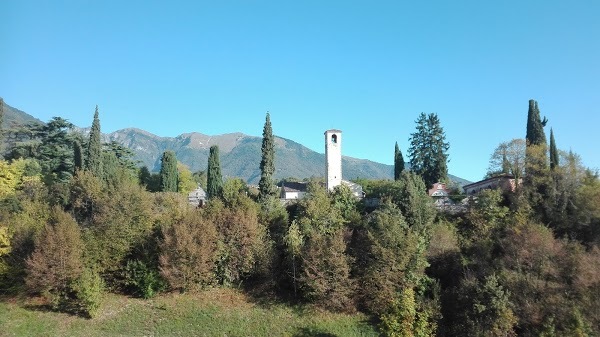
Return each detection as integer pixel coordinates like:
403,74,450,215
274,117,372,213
85,105,102,176
408,113,450,187
525,99,547,146
258,112,276,199
394,142,405,180
206,145,223,199
159,151,178,192
549,128,559,171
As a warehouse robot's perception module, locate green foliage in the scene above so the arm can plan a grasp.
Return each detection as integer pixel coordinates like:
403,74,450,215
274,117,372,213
192,169,207,190
0,159,42,199
0,225,10,279
205,196,268,286
466,189,509,238
394,142,405,181
7,117,76,184
159,151,178,192
487,139,526,179
286,183,354,311
331,183,360,223
123,259,164,299
358,203,414,313
176,162,196,195
221,178,249,207
379,288,418,337
85,106,102,177
87,182,155,281
396,171,435,231
73,140,83,172
0,288,378,336
549,128,559,171
72,268,104,318
452,274,517,337
258,112,277,199
104,141,137,171
138,166,151,188
523,144,553,222
526,99,547,147
408,112,450,188
206,145,223,199
101,150,119,186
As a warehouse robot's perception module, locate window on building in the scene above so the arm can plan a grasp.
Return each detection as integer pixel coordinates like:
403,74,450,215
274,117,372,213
331,134,337,143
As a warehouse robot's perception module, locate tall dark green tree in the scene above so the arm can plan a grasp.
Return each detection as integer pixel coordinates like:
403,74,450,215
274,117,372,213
206,145,223,199
525,99,547,147
5,117,75,183
85,105,102,176
73,140,83,172
407,112,450,187
394,142,405,181
159,151,178,192
258,112,276,199
549,128,559,171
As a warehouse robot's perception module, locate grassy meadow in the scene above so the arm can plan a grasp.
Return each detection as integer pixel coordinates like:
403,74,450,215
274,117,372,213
0,289,378,337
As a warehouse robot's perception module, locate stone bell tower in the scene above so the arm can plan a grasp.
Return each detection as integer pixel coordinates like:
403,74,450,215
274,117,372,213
325,129,342,191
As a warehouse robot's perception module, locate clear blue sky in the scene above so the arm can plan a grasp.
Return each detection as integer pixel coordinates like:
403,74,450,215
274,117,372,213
2,1,599,182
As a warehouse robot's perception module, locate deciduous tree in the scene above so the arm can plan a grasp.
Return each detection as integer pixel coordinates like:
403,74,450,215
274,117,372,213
487,139,526,180
25,207,84,307
159,209,218,291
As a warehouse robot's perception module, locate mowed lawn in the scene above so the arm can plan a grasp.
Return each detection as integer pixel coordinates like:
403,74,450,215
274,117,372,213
0,289,378,337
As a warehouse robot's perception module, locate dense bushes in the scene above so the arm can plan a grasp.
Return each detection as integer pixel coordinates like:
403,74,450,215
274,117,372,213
159,209,218,291
0,151,599,336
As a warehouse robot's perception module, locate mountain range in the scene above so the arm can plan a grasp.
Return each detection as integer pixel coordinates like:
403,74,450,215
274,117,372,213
1,100,471,185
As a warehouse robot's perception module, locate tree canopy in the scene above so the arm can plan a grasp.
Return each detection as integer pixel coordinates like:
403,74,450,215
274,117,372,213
258,112,276,199
159,151,178,192
206,145,223,199
394,142,405,180
408,112,449,187
85,106,102,177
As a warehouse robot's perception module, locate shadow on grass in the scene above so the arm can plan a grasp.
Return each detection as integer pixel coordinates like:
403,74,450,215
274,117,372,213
292,327,338,337
22,302,56,314
23,300,91,319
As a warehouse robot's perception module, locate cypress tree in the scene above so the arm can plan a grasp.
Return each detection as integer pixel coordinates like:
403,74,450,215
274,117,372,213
394,142,405,180
159,151,178,192
85,106,102,176
549,128,559,170
73,140,83,172
525,99,547,146
258,112,276,199
206,145,223,199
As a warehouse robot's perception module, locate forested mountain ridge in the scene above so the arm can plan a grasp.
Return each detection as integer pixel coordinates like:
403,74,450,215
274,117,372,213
1,101,42,127
2,101,471,185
